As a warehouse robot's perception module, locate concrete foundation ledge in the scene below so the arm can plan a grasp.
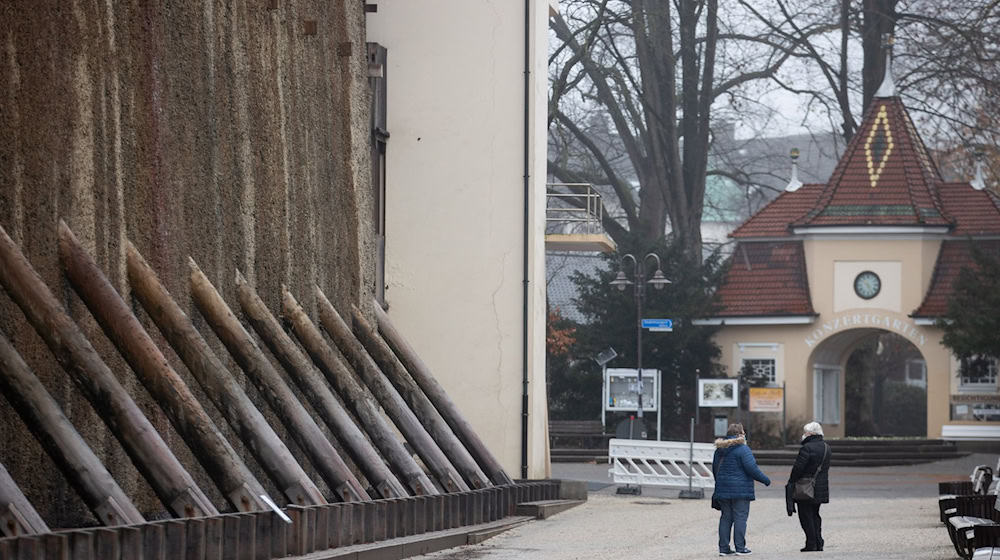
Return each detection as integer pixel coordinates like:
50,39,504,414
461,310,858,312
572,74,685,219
291,516,535,560
514,499,586,519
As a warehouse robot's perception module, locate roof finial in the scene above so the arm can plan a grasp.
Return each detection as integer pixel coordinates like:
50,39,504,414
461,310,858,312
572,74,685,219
971,151,987,191
785,147,803,192
875,34,896,98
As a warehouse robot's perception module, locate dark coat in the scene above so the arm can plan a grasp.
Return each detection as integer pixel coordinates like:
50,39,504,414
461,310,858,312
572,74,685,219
788,434,831,503
712,435,771,500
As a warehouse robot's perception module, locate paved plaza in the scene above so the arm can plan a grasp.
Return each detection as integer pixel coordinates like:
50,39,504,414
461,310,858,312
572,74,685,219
416,453,996,559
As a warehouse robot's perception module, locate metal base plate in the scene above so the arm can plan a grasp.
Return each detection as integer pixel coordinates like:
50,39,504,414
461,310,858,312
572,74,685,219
678,488,705,499
615,485,642,495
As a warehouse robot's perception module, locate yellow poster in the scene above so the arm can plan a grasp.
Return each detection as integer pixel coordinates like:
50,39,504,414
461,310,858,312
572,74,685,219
749,387,783,412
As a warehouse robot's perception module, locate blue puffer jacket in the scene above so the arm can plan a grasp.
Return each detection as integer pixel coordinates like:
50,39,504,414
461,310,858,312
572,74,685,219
712,435,771,500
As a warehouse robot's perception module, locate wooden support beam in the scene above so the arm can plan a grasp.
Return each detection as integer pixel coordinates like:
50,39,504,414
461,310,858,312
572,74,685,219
373,303,513,485
281,289,438,496
0,333,143,528
124,242,325,507
314,288,468,493
57,222,269,512
234,272,408,499
0,223,216,518
0,460,48,536
351,307,492,489
187,259,369,502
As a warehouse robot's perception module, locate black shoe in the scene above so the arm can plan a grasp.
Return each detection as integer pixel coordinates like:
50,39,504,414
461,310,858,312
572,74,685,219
800,547,818,552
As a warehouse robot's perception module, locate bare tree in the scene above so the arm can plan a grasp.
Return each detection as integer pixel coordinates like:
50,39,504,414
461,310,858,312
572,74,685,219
548,1,833,260
751,0,1000,163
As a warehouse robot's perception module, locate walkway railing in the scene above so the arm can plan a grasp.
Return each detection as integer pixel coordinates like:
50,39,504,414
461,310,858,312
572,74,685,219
546,183,607,236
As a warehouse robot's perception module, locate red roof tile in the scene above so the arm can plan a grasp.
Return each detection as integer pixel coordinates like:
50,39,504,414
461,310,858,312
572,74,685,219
715,94,1000,319
715,241,815,317
937,183,1000,236
731,185,823,238
912,240,1000,317
793,97,952,228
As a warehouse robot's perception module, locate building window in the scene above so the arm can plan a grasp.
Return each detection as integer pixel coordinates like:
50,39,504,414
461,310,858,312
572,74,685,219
741,358,776,385
813,366,840,424
959,357,999,392
905,359,927,389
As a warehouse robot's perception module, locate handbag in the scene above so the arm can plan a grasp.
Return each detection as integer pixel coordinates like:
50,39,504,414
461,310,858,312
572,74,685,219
792,442,829,501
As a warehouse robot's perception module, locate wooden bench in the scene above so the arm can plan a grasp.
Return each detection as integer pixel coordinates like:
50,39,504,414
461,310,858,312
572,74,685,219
941,465,994,522
944,495,1000,559
968,525,1000,559
548,420,611,449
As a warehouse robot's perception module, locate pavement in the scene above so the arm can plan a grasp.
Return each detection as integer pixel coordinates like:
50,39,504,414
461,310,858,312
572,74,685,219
413,452,996,559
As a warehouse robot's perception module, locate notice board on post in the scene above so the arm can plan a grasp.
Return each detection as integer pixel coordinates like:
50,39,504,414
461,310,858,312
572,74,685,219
748,387,784,412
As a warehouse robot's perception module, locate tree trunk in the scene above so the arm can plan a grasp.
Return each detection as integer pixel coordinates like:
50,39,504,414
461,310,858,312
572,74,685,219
314,287,469,493
125,242,325,507
0,459,49,536
188,260,369,502
0,224,216,519
351,306,492,489
235,272,408,499
58,222,269,513
281,289,440,496
862,0,898,108
0,333,144,527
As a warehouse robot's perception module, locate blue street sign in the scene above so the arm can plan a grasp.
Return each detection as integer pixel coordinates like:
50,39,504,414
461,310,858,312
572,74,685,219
641,318,673,332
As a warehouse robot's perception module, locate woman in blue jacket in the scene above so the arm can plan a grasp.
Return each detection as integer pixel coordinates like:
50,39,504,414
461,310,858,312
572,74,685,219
712,423,771,556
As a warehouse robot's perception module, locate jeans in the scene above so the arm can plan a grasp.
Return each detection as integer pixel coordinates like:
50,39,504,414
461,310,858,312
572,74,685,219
718,498,751,552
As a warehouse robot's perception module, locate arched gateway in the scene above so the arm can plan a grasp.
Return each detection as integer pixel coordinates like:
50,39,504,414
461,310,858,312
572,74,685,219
696,72,1000,440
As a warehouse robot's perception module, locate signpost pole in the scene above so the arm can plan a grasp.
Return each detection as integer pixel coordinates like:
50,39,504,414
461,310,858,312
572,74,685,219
657,370,662,441
782,381,787,444
678,417,703,499
601,364,606,429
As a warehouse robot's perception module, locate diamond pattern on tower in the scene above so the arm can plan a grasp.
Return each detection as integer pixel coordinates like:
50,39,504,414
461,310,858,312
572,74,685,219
864,106,893,188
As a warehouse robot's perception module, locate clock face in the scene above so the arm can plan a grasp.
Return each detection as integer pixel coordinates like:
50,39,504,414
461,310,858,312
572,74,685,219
854,271,881,299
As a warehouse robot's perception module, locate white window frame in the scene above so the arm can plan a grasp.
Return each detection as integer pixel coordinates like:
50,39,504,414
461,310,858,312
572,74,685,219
813,365,841,425
959,357,999,393
905,359,927,388
736,342,782,386
741,357,777,386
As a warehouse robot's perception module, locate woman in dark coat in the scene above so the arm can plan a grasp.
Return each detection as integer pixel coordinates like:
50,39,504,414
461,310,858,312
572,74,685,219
712,423,770,556
788,422,832,552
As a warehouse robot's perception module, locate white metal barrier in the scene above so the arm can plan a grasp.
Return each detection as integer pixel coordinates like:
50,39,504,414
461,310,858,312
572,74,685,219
608,438,715,488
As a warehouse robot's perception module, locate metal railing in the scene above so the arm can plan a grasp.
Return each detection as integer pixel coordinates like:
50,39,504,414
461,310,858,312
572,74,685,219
546,183,607,235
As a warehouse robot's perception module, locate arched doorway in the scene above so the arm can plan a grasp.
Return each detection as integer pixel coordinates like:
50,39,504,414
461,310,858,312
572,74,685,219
843,333,926,437
807,328,927,438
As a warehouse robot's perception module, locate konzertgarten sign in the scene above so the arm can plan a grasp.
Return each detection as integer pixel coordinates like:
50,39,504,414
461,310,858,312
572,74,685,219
804,312,927,348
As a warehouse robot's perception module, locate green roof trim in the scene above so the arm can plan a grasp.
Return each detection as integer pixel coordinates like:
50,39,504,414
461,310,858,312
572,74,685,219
819,204,914,217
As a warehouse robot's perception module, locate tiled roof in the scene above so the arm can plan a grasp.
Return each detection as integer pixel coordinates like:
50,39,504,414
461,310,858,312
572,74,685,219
714,241,815,317
714,94,1000,320
792,97,952,228
730,185,823,238
912,240,1000,318
937,183,1000,236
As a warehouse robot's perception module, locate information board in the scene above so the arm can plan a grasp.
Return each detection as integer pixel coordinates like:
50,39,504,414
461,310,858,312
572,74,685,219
748,387,784,412
604,368,659,412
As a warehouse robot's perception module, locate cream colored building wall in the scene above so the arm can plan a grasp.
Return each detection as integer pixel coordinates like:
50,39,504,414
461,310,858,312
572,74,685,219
801,238,941,317
367,1,550,478
716,237,960,439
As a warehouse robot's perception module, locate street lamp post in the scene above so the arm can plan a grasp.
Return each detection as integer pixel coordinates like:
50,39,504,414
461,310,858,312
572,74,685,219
610,253,670,437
